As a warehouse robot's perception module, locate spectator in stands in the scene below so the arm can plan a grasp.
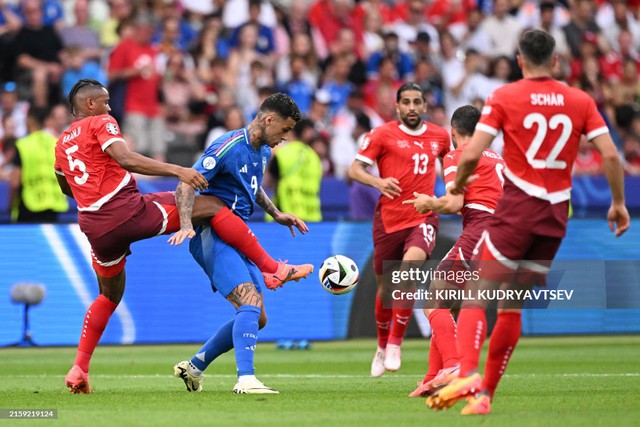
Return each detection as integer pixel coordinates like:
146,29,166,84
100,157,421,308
61,45,107,98
362,7,384,60
100,0,133,48
537,1,570,60
266,118,323,222
225,23,268,96
444,49,494,116
0,81,28,140
10,106,67,223
43,103,68,137
563,0,604,60
363,55,403,123
301,92,328,138
13,0,64,107
623,132,640,175
0,1,22,81
323,28,366,87
276,32,319,87
108,12,166,160
59,0,102,62
480,0,523,57
573,135,603,175
308,0,363,60
223,0,277,31
601,0,640,54
152,0,197,52
610,59,640,108
321,54,356,116
229,0,275,58
190,15,229,80
205,106,245,149
280,55,315,116
439,30,464,116
391,0,439,55
366,29,414,82
455,8,492,57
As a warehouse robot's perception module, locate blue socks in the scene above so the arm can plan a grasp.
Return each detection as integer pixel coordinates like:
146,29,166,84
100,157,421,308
232,305,261,377
190,319,234,372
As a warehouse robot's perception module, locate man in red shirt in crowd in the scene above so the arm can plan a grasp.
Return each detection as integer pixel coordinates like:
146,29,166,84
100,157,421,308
404,105,504,398
108,13,165,160
57,79,312,394
348,82,450,377
427,29,630,415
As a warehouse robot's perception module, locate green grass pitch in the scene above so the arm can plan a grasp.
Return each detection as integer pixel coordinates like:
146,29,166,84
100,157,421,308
1,336,639,426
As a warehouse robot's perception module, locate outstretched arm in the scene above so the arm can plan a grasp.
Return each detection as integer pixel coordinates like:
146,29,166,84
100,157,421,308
403,188,464,215
452,131,494,194
106,141,208,191
168,181,196,246
347,159,401,200
256,187,309,236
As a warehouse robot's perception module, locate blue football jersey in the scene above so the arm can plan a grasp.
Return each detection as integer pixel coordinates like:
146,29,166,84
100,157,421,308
193,128,271,221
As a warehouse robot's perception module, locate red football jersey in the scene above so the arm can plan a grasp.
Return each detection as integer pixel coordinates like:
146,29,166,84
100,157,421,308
357,121,450,233
477,77,608,203
54,115,143,234
443,148,504,220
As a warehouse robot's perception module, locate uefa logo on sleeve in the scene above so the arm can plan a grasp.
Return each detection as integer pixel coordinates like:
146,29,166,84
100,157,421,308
106,123,119,135
203,157,217,170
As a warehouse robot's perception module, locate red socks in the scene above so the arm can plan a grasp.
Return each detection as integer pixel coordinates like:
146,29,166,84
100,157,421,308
210,207,278,273
483,311,522,397
388,307,413,346
375,293,392,348
427,309,460,368
74,295,118,373
423,337,443,383
456,307,487,377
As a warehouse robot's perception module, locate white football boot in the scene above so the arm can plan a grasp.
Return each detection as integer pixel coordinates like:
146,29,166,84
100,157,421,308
371,347,386,377
232,376,279,394
173,361,203,392
384,344,402,372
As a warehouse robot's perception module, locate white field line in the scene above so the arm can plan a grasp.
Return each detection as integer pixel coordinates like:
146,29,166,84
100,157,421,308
2,373,639,379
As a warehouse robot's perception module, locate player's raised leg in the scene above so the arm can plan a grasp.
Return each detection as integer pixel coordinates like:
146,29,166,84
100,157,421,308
186,195,314,288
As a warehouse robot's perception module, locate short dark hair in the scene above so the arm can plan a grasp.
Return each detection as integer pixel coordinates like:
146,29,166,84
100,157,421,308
518,29,555,66
396,82,424,102
27,106,49,127
259,92,302,122
68,79,104,115
450,105,480,137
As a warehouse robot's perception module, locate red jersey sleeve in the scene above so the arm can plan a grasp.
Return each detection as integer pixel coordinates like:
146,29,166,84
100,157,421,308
356,129,384,166
582,96,609,141
476,92,506,138
442,150,459,187
92,115,126,152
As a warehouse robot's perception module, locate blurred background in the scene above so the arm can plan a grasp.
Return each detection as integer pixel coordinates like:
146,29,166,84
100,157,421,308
0,0,639,346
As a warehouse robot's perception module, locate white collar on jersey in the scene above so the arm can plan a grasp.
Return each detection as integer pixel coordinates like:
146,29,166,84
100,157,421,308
398,123,427,136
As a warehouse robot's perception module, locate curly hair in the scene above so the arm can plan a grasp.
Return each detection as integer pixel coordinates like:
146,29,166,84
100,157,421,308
259,93,302,122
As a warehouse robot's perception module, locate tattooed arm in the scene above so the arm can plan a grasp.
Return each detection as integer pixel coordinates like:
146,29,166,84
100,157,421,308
256,186,280,218
167,181,196,246
257,186,310,236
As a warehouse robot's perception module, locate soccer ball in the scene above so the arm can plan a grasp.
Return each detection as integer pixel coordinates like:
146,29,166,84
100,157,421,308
318,255,359,295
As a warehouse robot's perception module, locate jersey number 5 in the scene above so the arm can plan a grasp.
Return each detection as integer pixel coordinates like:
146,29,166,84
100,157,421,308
64,145,89,185
523,113,572,170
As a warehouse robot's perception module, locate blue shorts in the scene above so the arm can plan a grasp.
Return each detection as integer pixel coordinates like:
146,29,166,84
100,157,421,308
189,226,263,297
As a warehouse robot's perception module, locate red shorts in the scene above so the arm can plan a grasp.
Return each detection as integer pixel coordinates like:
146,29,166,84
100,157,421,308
86,192,180,277
471,182,566,285
436,210,493,286
373,207,439,275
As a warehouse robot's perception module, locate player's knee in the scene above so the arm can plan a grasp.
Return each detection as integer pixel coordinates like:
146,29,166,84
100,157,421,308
227,282,262,308
258,311,268,329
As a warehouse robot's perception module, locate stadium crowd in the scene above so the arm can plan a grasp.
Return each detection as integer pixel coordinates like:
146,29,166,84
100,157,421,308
0,0,639,210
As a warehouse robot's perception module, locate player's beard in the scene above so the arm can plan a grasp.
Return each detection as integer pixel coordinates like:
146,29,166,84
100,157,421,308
400,112,422,129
